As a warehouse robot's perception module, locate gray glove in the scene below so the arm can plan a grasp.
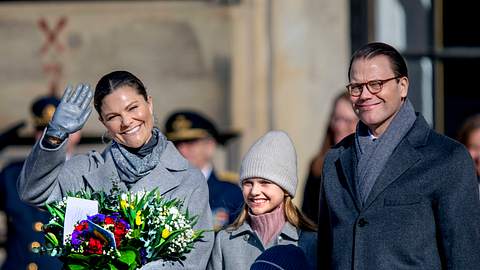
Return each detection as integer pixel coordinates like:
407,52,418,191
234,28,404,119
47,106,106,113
45,83,93,141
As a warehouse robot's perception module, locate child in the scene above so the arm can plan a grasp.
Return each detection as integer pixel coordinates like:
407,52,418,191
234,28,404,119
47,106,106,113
207,131,317,270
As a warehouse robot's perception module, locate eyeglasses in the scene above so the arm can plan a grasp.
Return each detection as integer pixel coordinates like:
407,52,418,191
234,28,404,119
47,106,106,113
346,76,401,97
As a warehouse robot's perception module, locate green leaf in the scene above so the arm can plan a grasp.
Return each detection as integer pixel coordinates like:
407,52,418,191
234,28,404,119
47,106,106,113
45,232,59,246
118,249,137,265
66,263,88,270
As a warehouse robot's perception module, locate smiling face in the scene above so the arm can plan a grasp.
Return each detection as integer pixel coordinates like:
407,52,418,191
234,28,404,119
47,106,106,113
349,55,409,136
241,178,285,215
99,86,154,148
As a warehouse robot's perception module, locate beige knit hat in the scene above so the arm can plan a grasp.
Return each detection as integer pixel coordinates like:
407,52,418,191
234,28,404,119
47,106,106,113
239,130,298,197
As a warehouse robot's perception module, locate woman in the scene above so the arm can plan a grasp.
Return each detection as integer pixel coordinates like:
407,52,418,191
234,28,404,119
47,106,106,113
17,71,213,269
457,114,480,195
208,131,317,270
302,92,357,222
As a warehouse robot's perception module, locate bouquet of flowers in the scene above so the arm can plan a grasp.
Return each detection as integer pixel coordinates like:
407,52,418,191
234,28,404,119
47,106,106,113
34,185,206,270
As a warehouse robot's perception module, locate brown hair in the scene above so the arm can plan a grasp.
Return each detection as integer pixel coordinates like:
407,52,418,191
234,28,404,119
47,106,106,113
228,195,317,232
458,114,480,146
310,92,351,177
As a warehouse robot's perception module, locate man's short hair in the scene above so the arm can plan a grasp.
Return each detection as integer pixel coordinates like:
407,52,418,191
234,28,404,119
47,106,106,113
348,42,408,80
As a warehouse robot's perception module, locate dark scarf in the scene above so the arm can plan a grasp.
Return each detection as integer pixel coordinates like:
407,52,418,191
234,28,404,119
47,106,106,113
354,99,416,204
110,127,167,184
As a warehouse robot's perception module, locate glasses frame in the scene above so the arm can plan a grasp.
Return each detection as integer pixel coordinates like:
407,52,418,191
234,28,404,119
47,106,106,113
346,76,402,97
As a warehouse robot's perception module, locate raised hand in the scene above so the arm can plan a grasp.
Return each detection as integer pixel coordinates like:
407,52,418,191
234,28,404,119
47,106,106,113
46,83,93,140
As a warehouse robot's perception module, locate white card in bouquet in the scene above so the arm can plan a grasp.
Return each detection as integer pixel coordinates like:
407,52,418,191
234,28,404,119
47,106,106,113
63,197,99,244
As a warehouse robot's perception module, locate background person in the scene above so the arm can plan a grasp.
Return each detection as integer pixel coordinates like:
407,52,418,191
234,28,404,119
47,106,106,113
0,96,68,270
208,131,317,270
457,114,480,194
164,110,243,230
302,92,357,222
17,71,213,269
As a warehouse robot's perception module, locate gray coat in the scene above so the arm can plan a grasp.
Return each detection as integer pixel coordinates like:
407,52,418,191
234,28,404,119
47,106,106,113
207,222,317,270
318,115,480,269
17,132,214,270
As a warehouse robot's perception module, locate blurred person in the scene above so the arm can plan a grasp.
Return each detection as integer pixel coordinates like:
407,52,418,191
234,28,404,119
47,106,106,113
318,42,480,269
208,131,317,270
457,114,480,176
0,96,69,270
250,244,312,270
302,92,357,222
457,114,480,192
17,71,213,269
164,111,243,230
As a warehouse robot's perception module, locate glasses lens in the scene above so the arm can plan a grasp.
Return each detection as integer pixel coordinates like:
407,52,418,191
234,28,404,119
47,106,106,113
368,81,383,92
350,84,363,96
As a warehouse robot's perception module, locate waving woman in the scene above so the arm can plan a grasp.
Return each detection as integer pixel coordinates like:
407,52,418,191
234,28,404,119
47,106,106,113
17,71,214,269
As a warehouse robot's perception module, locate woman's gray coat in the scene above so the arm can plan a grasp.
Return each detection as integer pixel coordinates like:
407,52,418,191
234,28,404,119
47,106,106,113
17,133,214,270
207,222,317,270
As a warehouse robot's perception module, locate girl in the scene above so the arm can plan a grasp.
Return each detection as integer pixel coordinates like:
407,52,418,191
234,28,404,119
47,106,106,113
208,130,317,270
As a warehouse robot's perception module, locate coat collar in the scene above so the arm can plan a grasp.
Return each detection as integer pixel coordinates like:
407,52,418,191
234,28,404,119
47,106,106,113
229,221,299,241
338,114,430,210
83,141,189,195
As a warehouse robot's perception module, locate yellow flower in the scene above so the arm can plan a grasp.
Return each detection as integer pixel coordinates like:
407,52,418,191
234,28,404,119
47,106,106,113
162,228,171,239
135,211,142,226
120,200,128,210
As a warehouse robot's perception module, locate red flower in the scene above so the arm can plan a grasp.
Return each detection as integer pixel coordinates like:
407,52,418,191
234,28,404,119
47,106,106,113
113,222,128,248
75,221,89,232
105,217,114,224
87,237,103,254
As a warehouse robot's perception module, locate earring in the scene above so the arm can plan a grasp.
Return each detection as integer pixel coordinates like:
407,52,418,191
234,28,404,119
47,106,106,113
101,131,111,144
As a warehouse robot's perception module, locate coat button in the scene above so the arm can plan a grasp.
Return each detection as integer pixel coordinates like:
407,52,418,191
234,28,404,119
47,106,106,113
277,236,283,242
33,222,43,232
30,241,41,251
358,218,368,227
27,262,38,270
243,234,250,241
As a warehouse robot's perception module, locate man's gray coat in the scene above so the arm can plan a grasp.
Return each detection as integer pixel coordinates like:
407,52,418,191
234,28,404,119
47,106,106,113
318,115,480,269
17,134,214,270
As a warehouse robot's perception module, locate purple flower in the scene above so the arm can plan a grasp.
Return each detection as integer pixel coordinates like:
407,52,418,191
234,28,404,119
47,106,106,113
88,213,106,223
139,247,147,265
71,231,83,248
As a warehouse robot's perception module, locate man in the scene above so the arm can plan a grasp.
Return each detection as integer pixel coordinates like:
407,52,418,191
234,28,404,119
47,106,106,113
164,111,243,230
0,96,81,270
318,42,480,269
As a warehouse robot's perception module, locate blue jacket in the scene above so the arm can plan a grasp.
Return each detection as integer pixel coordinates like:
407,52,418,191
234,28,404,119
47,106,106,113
0,160,62,270
318,115,480,269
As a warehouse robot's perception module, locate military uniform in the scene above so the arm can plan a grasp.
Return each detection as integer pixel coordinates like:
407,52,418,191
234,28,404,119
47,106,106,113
207,170,243,229
164,110,243,230
0,96,62,270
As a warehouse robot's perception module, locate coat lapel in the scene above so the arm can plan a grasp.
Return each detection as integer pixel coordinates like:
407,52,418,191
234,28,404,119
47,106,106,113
337,144,362,211
363,119,426,209
83,151,119,193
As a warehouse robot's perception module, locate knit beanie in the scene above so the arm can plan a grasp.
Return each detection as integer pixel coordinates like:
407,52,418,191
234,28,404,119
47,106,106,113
239,130,297,197
250,244,310,270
